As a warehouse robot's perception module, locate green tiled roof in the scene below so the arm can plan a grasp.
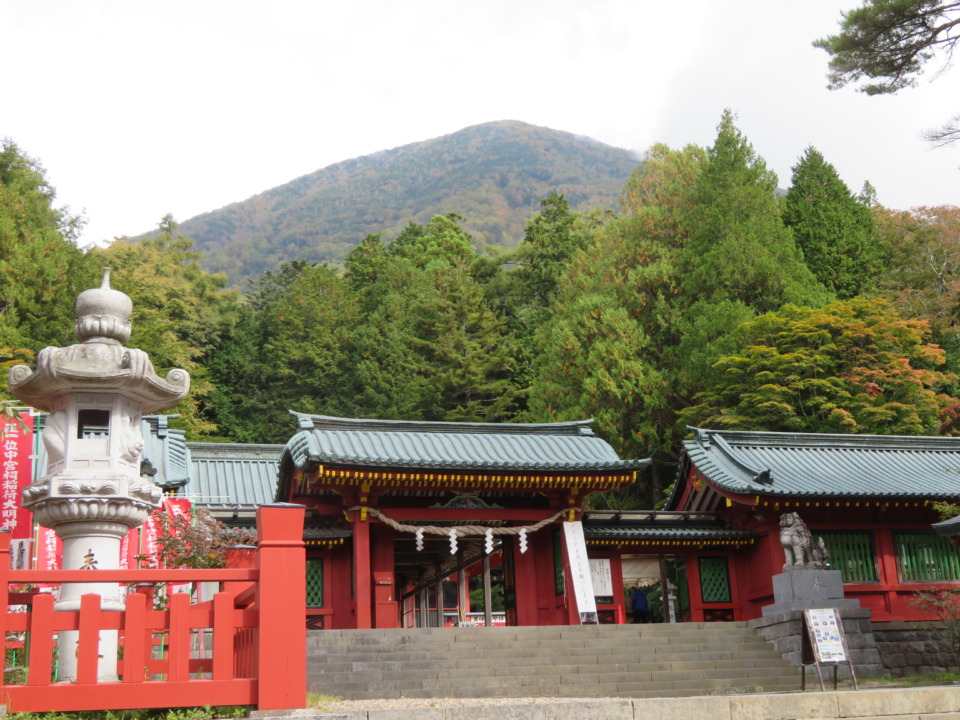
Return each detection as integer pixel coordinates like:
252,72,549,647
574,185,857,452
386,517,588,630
682,427,960,500
582,510,756,542
282,412,648,473
584,526,757,541
141,415,190,490
184,442,282,508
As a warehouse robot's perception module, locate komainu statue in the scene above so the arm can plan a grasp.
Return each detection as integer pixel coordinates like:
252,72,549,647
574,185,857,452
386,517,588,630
779,512,830,571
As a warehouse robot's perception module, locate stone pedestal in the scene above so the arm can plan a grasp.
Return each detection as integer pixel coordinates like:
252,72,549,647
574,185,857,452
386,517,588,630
762,569,860,616
55,529,126,681
750,608,884,678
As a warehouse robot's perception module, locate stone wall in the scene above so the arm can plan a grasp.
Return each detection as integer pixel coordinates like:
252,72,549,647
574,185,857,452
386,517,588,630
871,621,958,677
749,608,885,679
750,611,960,678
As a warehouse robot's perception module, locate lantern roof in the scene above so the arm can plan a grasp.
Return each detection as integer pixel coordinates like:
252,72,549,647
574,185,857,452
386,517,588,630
7,269,189,411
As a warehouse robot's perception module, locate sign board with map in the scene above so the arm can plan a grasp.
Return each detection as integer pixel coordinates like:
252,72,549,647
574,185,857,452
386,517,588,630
801,608,858,690
804,608,848,663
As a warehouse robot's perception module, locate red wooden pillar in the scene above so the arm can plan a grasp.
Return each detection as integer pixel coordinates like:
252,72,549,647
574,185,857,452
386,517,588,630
685,555,702,622
352,513,372,629
371,523,398,628
255,503,306,711
561,530,580,625
512,533,538,626
875,528,900,617
330,548,353,629
608,553,625,624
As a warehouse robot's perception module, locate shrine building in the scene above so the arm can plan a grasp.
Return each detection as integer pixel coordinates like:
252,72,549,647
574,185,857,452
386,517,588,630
20,413,960,630
275,412,647,629
665,427,960,623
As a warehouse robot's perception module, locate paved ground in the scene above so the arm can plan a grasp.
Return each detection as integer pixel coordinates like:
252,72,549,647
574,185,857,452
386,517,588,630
249,684,960,720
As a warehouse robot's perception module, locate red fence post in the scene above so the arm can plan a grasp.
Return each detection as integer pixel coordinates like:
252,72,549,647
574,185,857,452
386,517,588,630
255,503,305,711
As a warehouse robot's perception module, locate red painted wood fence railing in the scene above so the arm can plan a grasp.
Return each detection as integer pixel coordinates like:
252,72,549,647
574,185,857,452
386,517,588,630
0,504,306,713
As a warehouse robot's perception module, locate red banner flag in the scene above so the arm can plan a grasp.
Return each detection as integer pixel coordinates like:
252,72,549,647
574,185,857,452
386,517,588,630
164,497,192,520
120,526,140,570
1,412,36,539
34,525,62,572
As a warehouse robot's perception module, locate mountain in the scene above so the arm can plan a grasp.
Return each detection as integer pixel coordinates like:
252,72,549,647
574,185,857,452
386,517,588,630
173,120,640,286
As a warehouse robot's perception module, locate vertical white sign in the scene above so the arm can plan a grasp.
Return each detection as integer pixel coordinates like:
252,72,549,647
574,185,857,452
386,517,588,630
562,521,598,623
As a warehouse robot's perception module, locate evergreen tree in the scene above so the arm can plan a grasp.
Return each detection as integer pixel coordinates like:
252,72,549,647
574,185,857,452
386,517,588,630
208,260,361,442
525,145,707,502
679,111,830,314
259,263,361,424
349,255,438,419
783,146,882,299
204,304,276,443
619,142,706,249
0,140,96,378
350,216,520,422
674,111,832,394
343,233,388,290
413,258,519,422
815,0,960,144
489,193,603,410
509,193,590,314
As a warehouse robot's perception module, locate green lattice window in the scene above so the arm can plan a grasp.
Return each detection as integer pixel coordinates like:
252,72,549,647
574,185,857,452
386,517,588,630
819,532,878,584
676,561,690,612
698,557,731,603
895,532,960,582
306,558,324,607
553,529,564,596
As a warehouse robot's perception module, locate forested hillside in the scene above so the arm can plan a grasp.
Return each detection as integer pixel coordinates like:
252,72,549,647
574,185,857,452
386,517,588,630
167,120,639,285
4,111,960,508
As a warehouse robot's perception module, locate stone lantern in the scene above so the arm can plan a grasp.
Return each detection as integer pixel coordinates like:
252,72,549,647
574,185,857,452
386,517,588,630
7,268,189,681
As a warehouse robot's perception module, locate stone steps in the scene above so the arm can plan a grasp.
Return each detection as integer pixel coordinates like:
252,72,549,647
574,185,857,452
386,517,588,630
306,622,800,700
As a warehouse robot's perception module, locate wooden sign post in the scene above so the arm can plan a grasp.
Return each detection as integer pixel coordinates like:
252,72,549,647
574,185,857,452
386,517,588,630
802,607,858,691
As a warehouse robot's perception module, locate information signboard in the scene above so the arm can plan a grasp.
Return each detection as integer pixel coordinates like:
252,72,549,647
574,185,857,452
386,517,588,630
804,608,848,663
801,607,858,691
589,558,613,597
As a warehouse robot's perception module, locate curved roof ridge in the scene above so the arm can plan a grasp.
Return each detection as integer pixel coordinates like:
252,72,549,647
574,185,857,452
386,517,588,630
709,433,773,485
290,411,596,436
282,417,647,473
689,426,960,451
680,427,960,501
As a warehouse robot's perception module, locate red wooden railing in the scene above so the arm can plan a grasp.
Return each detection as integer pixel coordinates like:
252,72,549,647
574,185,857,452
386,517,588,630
0,504,306,713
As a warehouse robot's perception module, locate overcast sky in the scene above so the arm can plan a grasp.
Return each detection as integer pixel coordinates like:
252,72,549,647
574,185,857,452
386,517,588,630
3,0,958,248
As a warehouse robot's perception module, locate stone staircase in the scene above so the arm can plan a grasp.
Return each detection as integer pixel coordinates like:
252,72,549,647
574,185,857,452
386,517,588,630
306,622,800,701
